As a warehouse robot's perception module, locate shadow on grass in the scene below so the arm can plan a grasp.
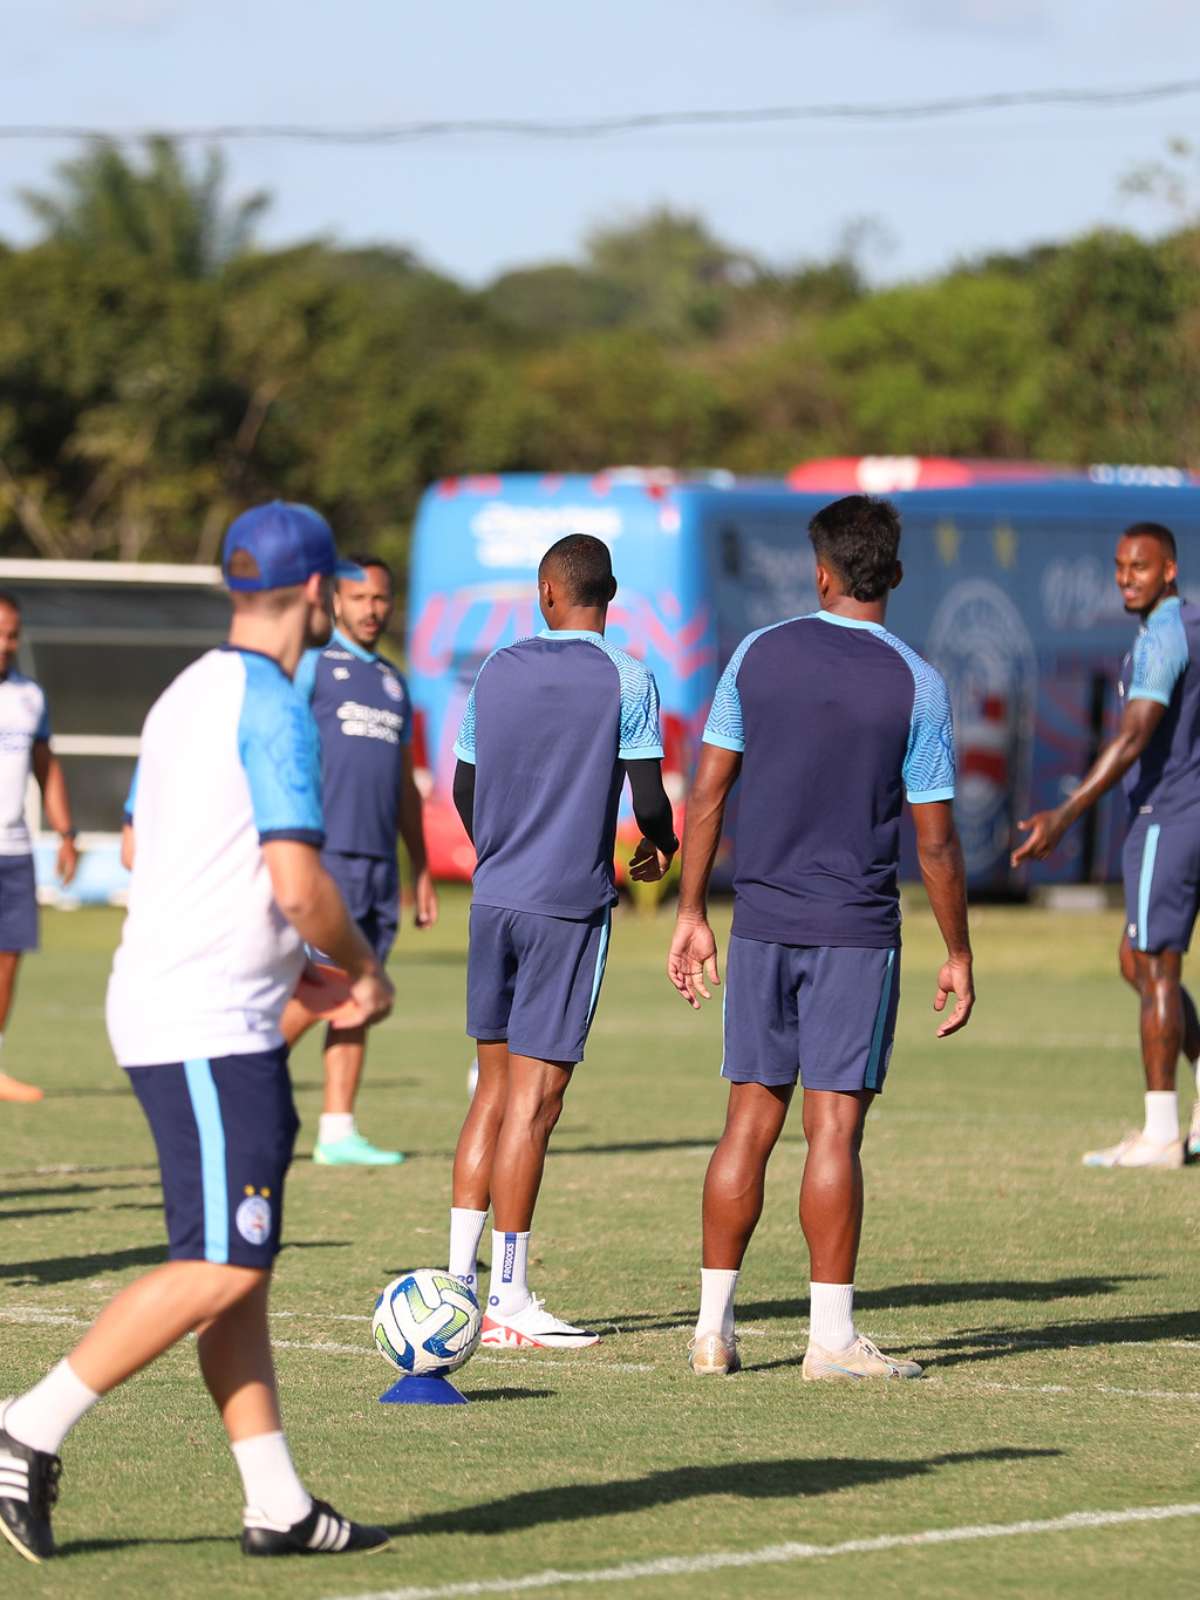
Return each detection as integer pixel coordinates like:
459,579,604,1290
0,1205,86,1221
460,1387,555,1403
289,1077,420,1093
1,1240,349,1285
591,1275,1154,1333
920,1307,1200,1369
0,1180,156,1202
58,1533,230,1554
384,1447,1059,1537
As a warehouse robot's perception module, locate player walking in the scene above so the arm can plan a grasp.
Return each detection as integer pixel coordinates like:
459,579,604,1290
0,592,78,1104
670,495,974,1380
446,534,678,1349
282,555,437,1165
1014,521,1200,1167
0,502,394,1563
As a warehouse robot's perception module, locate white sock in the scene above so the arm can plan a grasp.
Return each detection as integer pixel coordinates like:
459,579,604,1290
696,1268,738,1339
231,1430,313,1529
809,1282,856,1352
318,1112,355,1145
1143,1090,1179,1144
448,1207,488,1292
5,1359,101,1454
487,1229,530,1318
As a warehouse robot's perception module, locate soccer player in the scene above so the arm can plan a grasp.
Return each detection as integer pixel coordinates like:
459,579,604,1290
282,554,437,1165
0,502,395,1563
669,495,973,1380
446,534,678,1349
1013,521,1200,1167
0,591,78,1104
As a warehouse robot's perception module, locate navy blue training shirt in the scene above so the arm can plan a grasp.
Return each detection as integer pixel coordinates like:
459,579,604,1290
1120,596,1200,823
294,627,412,860
454,629,664,919
704,611,956,948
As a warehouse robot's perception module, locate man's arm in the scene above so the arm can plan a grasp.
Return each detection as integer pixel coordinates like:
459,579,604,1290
398,746,438,928
1012,697,1168,865
31,739,78,886
453,758,475,845
911,800,974,1038
625,758,678,883
667,743,741,1009
262,840,392,1022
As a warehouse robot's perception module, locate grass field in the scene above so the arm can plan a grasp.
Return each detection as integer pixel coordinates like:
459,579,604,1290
2,889,1200,1598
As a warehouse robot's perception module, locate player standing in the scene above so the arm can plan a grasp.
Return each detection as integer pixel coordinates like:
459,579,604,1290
0,592,78,1104
282,555,437,1165
0,502,394,1563
669,495,973,1379
446,534,678,1349
1014,521,1200,1166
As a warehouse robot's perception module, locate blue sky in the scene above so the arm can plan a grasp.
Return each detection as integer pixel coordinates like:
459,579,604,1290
3,0,1199,284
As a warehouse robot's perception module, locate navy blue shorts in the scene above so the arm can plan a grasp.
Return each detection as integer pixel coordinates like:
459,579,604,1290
0,854,38,953
722,936,901,1093
127,1047,299,1268
1123,815,1200,954
467,903,611,1064
323,851,400,964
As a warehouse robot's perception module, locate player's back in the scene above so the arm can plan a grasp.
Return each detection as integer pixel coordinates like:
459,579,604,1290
707,612,954,947
456,631,662,920
108,646,321,1067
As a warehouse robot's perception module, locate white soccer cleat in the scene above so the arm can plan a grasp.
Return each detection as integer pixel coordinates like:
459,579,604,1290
1081,1130,1184,1169
802,1334,923,1381
480,1295,599,1350
688,1330,741,1376
1188,1101,1200,1160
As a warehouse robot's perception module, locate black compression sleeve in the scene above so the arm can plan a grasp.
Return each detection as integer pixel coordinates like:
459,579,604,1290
625,759,678,857
452,759,476,844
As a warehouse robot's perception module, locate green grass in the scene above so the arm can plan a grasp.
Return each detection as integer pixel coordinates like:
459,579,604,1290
3,891,1200,1598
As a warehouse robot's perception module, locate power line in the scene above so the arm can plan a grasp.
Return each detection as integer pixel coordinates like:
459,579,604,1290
0,78,1199,144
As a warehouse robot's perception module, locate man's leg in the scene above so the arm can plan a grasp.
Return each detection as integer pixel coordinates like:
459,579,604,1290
1089,936,1186,1166
0,951,40,1103
448,1040,508,1293
799,1087,872,1286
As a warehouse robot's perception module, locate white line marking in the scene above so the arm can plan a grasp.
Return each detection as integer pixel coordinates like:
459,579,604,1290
323,1502,1200,1600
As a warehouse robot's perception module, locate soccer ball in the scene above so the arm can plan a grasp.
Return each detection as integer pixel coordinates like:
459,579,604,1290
372,1269,482,1377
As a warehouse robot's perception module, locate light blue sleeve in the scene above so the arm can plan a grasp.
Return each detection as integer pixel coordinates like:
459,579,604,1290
453,679,479,765
293,647,320,705
702,629,770,753
1129,611,1189,706
123,761,139,825
618,661,664,761
236,654,325,845
903,661,956,804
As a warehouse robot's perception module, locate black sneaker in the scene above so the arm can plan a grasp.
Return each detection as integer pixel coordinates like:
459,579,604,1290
241,1497,390,1557
0,1406,61,1564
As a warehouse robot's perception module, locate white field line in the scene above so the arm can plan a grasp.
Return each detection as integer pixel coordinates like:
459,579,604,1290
323,1503,1200,1600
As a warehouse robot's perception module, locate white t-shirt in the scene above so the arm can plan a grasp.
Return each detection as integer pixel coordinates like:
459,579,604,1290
107,646,324,1068
0,672,50,857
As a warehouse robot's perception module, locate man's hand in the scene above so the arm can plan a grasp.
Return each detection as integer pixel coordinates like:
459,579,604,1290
629,836,673,883
667,915,721,1010
350,969,394,1027
934,955,974,1038
57,835,79,886
413,866,439,928
1011,808,1068,867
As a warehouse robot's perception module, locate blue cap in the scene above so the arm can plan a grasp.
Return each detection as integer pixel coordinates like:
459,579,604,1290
222,500,363,592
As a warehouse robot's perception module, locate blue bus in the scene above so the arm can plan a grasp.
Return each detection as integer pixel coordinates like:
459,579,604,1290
406,462,1200,891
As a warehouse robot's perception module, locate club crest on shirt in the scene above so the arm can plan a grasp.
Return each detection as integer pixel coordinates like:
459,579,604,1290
382,674,404,703
236,1194,272,1246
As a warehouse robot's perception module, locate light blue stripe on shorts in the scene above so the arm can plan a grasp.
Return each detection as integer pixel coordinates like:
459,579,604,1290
183,1059,228,1265
585,909,612,1032
1137,824,1162,953
864,949,898,1092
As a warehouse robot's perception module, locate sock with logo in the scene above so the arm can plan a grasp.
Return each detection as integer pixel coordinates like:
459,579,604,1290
231,1430,313,1529
318,1113,355,1146
809,1283,856,1353
1142,1090,1179,1145
448,1207,489,1293
696,1268,739,1340
487,1229,531,1318
4,1359,101,1455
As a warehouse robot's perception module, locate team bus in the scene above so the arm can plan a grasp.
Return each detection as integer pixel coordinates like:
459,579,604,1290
405,463,1200,892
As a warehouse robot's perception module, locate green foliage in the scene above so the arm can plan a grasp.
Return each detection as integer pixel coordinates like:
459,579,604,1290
3,138,1200,577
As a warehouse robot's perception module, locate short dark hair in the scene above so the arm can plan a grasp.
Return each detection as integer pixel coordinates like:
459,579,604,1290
344,553,394,589
539,534,616,607
808,495,901,603
0,592,20,616
1121,521,1177,561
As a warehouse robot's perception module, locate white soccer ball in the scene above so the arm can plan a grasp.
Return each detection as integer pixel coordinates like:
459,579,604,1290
372,1269,482,1377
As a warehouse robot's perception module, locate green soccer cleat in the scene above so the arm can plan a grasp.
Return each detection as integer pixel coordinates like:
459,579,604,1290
312,1132,405,1166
